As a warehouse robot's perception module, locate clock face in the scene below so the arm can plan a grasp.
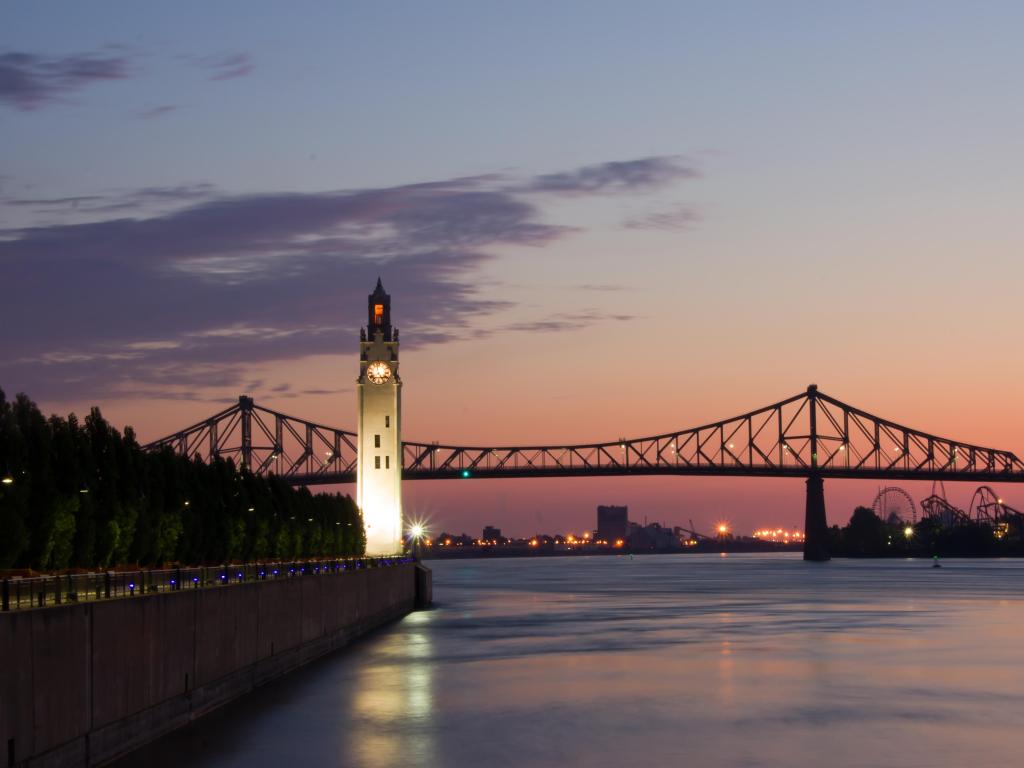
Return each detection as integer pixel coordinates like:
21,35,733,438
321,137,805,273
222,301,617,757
366,361,392,384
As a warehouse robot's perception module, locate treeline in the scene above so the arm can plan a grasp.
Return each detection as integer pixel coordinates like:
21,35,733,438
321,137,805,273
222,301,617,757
831,506,1021,557
0,389,365,571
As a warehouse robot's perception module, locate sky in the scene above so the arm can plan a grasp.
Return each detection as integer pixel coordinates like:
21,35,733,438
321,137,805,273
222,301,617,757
3,1,1024,538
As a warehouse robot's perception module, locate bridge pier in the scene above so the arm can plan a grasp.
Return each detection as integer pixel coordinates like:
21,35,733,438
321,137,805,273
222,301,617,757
803,474,830,561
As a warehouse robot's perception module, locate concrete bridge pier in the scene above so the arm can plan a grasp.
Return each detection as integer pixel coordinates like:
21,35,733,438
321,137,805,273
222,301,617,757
803,474,830,561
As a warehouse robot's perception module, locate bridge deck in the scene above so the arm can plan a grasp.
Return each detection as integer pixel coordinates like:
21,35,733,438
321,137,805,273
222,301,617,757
144,386,1024,487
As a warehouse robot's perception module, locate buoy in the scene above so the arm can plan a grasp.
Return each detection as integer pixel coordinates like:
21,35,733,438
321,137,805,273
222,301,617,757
932,555,941,569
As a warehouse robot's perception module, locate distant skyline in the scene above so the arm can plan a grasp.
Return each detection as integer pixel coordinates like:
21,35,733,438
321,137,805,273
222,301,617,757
4,1,1024,536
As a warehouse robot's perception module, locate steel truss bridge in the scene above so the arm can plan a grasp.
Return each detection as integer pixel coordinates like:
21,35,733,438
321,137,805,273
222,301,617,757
144,385,1024,560
145,385,1024,486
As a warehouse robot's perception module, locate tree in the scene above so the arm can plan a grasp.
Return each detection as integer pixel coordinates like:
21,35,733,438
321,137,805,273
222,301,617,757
0,389,367,571
0,389,31,568
843,506,888,556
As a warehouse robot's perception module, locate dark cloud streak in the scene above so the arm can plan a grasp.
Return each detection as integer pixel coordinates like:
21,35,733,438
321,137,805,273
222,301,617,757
1,46,257,112
500,311,636,334
4,183,217,216
528,156,699,195
623,205,701,231
138,104,178,119
197,53,254,81
0,50,133,110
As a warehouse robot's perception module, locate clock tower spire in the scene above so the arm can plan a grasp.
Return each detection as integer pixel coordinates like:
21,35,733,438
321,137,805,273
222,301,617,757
357,277,403,554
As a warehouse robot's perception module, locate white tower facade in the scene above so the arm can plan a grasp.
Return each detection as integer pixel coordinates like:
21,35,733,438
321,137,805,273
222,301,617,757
357,278,403,555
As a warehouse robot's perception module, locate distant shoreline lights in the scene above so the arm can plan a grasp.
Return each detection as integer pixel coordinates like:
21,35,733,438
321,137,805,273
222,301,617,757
752,528,805,543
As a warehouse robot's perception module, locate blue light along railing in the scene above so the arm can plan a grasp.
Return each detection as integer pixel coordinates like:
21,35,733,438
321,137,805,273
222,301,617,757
0,555,416,612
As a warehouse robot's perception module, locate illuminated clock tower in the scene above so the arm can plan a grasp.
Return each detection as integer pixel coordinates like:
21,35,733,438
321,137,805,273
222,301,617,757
357,278,403,554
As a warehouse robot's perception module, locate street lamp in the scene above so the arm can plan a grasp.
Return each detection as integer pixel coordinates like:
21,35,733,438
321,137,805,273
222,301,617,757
1,475,13,485
406,519,430,556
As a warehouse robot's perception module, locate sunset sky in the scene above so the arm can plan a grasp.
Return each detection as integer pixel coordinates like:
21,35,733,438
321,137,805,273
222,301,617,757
3,1,1024,537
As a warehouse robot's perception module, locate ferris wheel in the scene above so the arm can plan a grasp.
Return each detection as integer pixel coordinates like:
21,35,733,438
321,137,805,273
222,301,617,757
871,486,917,525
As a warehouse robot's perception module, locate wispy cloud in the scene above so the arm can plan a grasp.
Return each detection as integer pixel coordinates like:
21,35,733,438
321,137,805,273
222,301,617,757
0,46,257,112
4,183,216,216
0,50,133,110
6,194,106,208
623,205,701,231
138,104,177,119
196,52,254,81
0,156,699,402
499,311,636,334
527,156,699,195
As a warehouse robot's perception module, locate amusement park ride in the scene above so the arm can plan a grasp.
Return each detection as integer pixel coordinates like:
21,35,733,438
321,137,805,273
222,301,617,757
873,483,1022,529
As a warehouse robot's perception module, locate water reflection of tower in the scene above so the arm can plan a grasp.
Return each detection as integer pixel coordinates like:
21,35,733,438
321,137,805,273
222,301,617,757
351,610,436,767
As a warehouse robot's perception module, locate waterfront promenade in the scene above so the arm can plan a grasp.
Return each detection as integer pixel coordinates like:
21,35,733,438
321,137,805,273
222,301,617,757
1,560,430,768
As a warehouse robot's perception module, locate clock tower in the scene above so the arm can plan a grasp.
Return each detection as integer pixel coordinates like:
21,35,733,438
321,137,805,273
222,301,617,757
357,278,403,554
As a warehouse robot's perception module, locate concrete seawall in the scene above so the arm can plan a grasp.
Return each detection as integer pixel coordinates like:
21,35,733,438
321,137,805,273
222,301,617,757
1,562,431,767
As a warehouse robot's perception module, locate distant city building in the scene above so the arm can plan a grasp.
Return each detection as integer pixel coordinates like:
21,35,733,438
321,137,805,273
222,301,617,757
597,505,628,543
627,521,683,551
436,532,474,547
482,525,502,542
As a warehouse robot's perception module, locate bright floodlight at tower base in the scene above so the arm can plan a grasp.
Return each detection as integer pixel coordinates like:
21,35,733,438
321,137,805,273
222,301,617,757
357,278,403,554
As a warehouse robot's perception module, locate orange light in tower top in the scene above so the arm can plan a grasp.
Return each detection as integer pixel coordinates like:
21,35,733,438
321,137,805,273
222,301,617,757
374,303,384,325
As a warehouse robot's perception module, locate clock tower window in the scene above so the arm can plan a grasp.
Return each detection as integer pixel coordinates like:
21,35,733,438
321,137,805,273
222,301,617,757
366,278,393,341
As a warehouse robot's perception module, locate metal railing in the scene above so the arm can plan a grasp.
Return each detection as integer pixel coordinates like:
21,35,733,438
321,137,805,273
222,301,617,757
0,555,414,612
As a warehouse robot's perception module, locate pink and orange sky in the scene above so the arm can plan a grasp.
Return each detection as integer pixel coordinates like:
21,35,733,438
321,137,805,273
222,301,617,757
3,2,1024,537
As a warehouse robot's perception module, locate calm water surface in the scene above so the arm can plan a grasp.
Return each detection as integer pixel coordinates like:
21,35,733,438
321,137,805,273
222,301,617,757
121,554,1024,767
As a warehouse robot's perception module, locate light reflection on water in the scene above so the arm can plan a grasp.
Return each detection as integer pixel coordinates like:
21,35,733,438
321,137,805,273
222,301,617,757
120,554,1024,767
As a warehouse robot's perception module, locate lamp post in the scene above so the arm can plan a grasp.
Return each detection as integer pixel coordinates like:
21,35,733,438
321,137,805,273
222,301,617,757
407,523,426,558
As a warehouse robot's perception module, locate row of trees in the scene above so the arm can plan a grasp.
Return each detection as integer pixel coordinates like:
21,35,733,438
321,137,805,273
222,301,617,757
0,389,365,571
831,506,1022,557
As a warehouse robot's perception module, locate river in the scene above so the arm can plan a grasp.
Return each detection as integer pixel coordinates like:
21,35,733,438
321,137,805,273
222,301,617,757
119,553,1024,767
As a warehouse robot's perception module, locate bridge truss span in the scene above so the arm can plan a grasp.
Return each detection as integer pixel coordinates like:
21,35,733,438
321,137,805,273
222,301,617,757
392,386,1024,483
145,386,1024,486
145,396,358,480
